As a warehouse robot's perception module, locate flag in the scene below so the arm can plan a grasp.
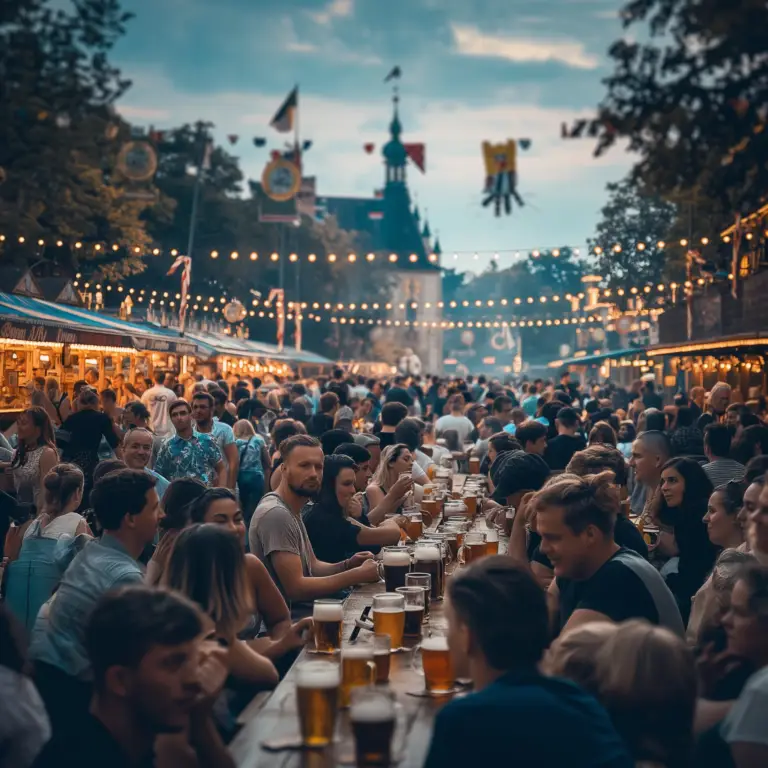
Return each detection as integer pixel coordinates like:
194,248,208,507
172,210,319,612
227,134,239,145
404,143,426,173
167,255,192,333
253,137,267,147
270,87,298,133
518,138,531,150
384,66,401,82
363,143,375,154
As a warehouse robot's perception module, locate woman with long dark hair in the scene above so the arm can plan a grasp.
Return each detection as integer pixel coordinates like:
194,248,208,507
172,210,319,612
188,488,310,667
305,455,401,564
162,524,278,687
4,407,58,509
654,457,719,622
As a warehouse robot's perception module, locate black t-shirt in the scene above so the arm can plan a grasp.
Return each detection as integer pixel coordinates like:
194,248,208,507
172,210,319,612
62,409,119,454
218,410,236,427
643,392,663,410
543,434,587,470
556,548,663,634
384,386,413,407
303,503,374,563
378,431,396,450
33,713,154,768
533,516,648,573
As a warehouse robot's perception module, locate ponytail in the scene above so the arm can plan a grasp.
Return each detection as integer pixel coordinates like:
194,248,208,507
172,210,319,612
42,463,84,519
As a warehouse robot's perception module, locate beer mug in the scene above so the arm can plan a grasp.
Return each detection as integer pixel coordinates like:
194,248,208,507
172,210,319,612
350,687,397,768
468,456,481,475
381,546,411,592
460,531,487,566
395,586,425,641
485,528,499,557
462,492,478,517
295,661,341,746
422,483,435,498
412,542,442,601
405,572,431,620
503,506,516,536
371,593,406,651
312,599,343,654
417,635,455,695
373,633,391,684
341,646,376,708
405,512,423,543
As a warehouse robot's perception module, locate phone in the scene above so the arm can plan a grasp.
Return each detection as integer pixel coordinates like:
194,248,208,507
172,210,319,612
349,605,371,643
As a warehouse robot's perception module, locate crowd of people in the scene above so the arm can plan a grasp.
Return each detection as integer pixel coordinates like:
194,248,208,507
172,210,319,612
1,365,768,767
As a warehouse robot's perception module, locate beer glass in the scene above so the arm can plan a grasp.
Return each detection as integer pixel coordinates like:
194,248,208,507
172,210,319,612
405,572,431,620
461,531,487,565
463,492,478,517
412,542,442,601
420,497,438,526
395,586,425,640
504,506,516,536
341,646,376,708
405,512,423,542
381,547,411,592
312,599,343,654
443,531,459,563
468,456,481,474
420,635,455,694
295,661,341,746
350,687,396,767
371,593,406,651
373,634,391,684
485,528,499,557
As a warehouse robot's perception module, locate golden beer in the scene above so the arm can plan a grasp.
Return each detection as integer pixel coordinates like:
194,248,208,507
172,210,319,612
414,543,442,601
485,529,499,557
372,608,405,651
504,507,515,536
295,662,341,746
341,647,375,708
405,513,423,542
463,494,477,517
382,547,411,592
421,636,455,694
468,457,481,474
350,689,396,767
312,600,343,654
463,532,486,565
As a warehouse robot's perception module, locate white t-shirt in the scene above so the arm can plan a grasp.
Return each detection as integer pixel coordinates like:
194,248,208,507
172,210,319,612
0,667,50,768
141,385,177,438
435,414,474,444
722,665,768,748
414,449,435,473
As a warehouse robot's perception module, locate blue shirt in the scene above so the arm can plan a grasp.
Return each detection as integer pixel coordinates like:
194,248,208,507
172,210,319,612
522,394,539,417
29,535,143,679
423,669,633,768
154,432,222,486
145,467,169,500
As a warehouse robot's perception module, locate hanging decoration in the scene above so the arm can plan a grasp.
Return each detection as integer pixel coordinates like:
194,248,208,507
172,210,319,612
227,134,239,145
223,299,247,323
148,129,167,144
482,140,524,217
167,255,192,333
115,141,158,182
253,137,267,147
363,143,375,154
404,143,426,173
267,288,286,352
561,118,615,139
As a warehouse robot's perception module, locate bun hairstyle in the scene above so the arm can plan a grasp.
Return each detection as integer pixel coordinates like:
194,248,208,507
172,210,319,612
42,463,84,518
532,470,620,536
78,387,99,408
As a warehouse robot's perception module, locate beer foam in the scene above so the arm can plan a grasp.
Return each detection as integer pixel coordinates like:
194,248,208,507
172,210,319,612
350,698,395,722
313,603,344,621
382,549,411,566
343,645,374,659
413,546,440,561
373,607,404,614
295,662,341,688
421,636,449,652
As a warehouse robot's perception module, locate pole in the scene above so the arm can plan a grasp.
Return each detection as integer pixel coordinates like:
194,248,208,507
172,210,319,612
186,124,206,259
686,200,694,341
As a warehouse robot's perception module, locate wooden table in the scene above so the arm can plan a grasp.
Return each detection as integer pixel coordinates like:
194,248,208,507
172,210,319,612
231,475,501,767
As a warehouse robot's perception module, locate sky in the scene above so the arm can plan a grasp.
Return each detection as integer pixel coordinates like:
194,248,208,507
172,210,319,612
115,0,634,274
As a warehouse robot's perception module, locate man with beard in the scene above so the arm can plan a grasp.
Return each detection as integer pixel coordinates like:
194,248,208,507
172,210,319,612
248,435,379,618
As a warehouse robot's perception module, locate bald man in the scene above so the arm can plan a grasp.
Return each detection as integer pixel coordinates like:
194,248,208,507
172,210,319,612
629,430,671,517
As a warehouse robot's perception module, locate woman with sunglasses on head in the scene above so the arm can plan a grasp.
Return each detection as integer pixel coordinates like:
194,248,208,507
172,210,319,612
189,488,312,671
304,455,402,565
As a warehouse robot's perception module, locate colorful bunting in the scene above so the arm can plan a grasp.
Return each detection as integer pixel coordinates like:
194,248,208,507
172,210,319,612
227,134,239,145
364,143,375,154
482,140,524,217
404,143,426,173
270,87,298,133
253,137,267,147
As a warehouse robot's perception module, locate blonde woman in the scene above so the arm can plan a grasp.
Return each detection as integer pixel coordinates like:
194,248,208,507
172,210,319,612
233,419,270,519
162,523,278,688
544,622,618,695
365,443,414,525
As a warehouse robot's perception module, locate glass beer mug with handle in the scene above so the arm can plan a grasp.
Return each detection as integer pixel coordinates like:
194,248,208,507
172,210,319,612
350,687,397,768
295,661,341,747
381,546,411,592
412,541,442,601
312,599,343,654
341,645,376,709
405,572,431,620
356,593,407,651
414,634,455,695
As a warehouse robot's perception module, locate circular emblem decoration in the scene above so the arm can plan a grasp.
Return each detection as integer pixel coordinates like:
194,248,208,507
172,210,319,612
223,300,247,324
116,141,158,182
261,157,301,202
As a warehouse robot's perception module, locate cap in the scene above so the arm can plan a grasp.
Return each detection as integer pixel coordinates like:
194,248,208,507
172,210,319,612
490,450,550,502
353,433,380,448
336,406,354,422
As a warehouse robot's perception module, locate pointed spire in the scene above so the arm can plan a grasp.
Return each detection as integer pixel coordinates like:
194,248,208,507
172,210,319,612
421,219,431,239
433,236,442,255
413,204,420,224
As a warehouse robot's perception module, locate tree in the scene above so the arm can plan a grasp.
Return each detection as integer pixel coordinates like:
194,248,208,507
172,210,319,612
588,177,678,292
597,0,768,220
0,0,152,278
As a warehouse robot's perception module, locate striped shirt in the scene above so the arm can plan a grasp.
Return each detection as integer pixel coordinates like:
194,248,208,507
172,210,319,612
703,458,746,489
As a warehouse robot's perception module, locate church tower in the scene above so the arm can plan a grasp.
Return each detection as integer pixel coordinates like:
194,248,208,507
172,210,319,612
379,89,443,375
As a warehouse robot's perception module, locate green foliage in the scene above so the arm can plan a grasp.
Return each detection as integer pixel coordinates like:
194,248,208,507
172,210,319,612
598,0,768,218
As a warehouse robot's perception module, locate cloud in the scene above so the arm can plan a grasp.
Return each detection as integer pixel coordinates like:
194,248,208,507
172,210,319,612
285,40,318,53
310,0,354,25
451,24,599,70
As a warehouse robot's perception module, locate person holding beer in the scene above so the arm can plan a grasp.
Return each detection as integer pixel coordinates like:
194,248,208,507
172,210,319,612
394,418,437,477
248,435,380,619
365,445,419,526
303,455,402,564
423,557,633,767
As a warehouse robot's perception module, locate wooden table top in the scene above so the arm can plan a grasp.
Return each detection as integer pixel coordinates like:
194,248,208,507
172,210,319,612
231,475,498,768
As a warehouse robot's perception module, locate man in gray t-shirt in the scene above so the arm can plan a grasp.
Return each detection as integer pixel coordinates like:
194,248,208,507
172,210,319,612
249,492,315,615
